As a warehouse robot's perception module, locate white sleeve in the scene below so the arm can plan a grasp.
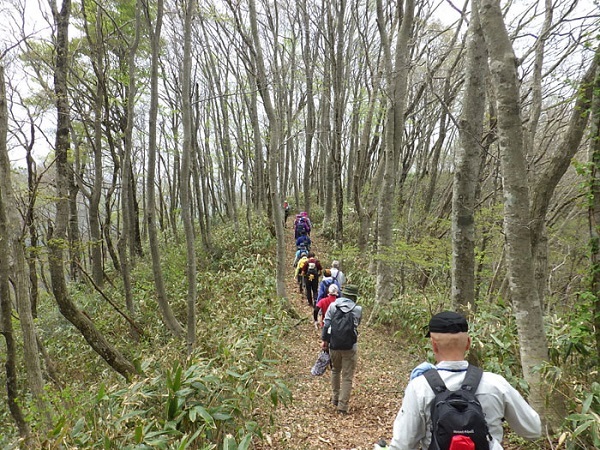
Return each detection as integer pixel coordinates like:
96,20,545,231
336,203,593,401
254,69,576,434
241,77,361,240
501,382,542,439
389,381,426,450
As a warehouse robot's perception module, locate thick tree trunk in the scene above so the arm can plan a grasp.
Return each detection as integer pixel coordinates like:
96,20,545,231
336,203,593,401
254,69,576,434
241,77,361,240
452,0,486,314
479,0,549,420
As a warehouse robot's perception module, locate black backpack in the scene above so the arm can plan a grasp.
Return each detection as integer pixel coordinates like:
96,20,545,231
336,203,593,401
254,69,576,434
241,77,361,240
328,304,357,350
424,365,492,450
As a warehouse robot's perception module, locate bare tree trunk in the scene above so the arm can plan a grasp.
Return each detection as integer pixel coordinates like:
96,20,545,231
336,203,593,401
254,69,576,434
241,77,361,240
529,53,598,291
331,0,346,243
587,49,600,373
452,0,486,314
48,0,137,380
182,0,197,353
23,116,40,318
120,0,142,336
143,0,185,338
0,63,32,441
222,0,297,319
246,73,266,213
524,0,552,159
373,0,414,314
478,0,549,421
193,85,211,251
0,62,51,425
81,2,106,287
301,0,315,214
354,69,382,253
248,0,285,294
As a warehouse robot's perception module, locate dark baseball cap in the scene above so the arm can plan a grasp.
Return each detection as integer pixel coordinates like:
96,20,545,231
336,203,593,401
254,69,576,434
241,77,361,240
426,311,468,337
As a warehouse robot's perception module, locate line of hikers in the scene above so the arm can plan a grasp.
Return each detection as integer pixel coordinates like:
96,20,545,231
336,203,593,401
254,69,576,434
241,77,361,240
289,209,541,450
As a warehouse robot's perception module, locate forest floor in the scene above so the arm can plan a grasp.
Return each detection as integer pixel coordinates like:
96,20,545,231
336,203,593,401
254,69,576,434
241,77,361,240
255,225,413,450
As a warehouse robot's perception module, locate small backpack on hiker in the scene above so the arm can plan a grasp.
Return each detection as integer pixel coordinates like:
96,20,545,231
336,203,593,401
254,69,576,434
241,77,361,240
306,261,319,281
423,365,492,450
326,304,357,350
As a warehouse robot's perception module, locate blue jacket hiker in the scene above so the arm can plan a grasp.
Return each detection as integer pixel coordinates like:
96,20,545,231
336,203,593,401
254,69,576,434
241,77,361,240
316,269,341,303
296,233,311,251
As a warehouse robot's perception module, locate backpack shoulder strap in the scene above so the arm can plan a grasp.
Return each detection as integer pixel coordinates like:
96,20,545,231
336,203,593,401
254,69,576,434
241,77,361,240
423,368,446,394
461,365,483,393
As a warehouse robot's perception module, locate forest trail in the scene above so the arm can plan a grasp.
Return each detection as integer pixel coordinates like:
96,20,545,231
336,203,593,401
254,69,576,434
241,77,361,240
256,222,415,450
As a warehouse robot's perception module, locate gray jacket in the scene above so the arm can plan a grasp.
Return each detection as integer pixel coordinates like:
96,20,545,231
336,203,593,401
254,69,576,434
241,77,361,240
321,297,362,349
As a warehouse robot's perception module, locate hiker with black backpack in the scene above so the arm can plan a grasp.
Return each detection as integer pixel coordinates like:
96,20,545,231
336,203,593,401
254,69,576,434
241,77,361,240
388,311,542,450
300,251,322,306
321,284,362,415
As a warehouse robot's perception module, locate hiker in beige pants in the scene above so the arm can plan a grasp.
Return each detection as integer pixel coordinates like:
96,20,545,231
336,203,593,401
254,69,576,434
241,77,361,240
330,348,357,413
321,284,362,414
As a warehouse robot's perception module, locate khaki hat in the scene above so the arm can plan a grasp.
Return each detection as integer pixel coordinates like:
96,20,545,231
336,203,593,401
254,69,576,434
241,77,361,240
341,284,358,300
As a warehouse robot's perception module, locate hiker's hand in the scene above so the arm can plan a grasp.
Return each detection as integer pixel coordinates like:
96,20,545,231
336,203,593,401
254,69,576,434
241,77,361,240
321,341,328,350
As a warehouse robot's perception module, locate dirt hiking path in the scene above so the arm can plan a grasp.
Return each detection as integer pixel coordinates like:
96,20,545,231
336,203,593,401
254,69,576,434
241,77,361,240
256,225,414,450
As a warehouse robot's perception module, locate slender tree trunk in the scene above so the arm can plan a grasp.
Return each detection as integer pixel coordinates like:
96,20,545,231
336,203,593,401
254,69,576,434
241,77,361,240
354,72,382,253
143,0,185,338
228,0,297,318
87,4,105,287
0,63,32,441
0,63,50,425
479,0,549,421
48,0,137,380
331,0,346,243
452,0,486,314
301,3,315,213
373,0,414,313
246,73,266,213
182,0,197,353
524,0,552,159
120,0,142,336
193,85,211,251
24,119,40,318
